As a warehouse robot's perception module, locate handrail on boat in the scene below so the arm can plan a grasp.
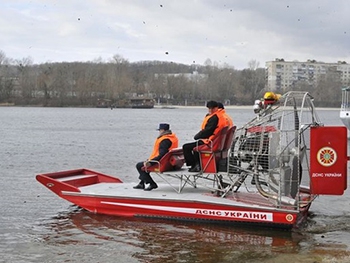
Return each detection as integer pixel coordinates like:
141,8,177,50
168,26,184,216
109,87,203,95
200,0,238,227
341,86,350,111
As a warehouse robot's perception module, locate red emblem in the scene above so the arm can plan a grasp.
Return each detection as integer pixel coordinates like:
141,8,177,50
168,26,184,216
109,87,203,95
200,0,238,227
317,147,337,167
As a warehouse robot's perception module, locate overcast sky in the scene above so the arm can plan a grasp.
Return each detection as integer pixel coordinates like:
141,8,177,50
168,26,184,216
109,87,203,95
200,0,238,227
1,0,349,69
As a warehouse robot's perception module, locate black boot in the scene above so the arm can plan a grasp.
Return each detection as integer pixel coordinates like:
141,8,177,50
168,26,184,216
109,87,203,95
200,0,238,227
133,181,145,189
144,183,158,191
188,163,201,172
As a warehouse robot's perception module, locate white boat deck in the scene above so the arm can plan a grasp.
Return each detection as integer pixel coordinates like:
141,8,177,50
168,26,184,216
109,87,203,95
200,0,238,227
57,174,96,181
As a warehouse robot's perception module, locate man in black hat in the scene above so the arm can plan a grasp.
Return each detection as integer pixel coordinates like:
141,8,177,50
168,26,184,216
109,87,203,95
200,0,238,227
134,123,179,191
182,100,222,172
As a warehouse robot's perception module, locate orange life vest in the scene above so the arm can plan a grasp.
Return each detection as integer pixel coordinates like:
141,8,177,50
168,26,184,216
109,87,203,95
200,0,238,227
217,108,233,128
201,111,227,144
148,133,179,160
200,114,211,129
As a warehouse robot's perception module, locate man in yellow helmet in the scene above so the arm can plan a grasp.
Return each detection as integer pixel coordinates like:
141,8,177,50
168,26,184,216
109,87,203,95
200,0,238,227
263,91,279,105
253,91,282,118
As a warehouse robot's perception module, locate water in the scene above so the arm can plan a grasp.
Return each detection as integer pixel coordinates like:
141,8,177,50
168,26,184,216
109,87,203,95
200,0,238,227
1,106,350,263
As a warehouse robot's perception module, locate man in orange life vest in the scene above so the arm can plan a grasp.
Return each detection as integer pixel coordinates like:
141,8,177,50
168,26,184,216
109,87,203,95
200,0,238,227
134,123,179,191
182,100,227,172
217,102,234,128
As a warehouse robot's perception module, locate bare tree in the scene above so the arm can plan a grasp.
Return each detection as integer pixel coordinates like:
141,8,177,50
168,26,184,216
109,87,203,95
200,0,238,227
248,59,260,70
0,52,16,102
16,57,35,102
0,50,7,65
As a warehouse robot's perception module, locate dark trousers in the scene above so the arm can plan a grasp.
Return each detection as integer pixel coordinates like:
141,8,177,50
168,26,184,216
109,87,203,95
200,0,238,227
136,161,156,184
182,141,204,167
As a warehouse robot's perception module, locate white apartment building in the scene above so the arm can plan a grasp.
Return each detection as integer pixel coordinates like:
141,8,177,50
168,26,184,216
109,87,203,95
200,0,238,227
265,59,350,92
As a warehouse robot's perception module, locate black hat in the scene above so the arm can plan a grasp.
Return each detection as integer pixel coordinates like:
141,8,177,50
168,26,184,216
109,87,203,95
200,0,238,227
217,102,224,109
206,100,218,109
157,123,170,130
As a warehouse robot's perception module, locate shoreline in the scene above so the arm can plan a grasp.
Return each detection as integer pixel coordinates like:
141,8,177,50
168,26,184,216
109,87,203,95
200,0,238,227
0,104,341,111
154,105,341,110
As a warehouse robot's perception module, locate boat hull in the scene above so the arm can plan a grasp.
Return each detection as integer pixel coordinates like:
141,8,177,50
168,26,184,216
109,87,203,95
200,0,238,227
61,192,304,229
36,169,309,229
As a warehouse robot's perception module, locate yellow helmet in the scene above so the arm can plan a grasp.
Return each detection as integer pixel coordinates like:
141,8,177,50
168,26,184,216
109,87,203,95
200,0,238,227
264,91,276,100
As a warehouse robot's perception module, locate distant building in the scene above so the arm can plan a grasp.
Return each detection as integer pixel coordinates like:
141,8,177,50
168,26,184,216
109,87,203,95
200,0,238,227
266,59,350,92
112,93,155,109
154,71,208,82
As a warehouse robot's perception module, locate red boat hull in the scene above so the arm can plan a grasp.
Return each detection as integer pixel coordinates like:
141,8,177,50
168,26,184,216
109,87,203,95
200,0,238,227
36,169,310,229
63,194,306,228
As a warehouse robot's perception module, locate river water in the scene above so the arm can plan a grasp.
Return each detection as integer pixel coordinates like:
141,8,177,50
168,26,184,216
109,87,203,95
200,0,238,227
1,106,350,263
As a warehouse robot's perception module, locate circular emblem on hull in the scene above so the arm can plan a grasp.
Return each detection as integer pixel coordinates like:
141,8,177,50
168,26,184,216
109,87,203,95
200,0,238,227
286,214,294,222
317,147,337,167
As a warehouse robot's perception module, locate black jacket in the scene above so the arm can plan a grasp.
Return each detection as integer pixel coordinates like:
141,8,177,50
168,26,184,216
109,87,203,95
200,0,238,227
193,114,219,140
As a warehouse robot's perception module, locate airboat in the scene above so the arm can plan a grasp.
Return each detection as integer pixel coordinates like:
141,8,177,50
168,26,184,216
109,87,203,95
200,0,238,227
37,91,348,229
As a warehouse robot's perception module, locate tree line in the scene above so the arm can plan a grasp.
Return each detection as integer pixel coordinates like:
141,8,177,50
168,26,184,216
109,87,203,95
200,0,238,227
0,50,342,107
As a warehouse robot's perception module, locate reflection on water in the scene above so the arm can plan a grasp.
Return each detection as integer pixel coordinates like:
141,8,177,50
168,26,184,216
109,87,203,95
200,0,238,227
37,206,350,263
306,211,350,234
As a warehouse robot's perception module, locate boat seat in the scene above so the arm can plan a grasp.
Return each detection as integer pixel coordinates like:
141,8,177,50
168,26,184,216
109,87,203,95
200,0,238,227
193,126,228,173
217,126,237,172
221,126,237,159
145,148,185,173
